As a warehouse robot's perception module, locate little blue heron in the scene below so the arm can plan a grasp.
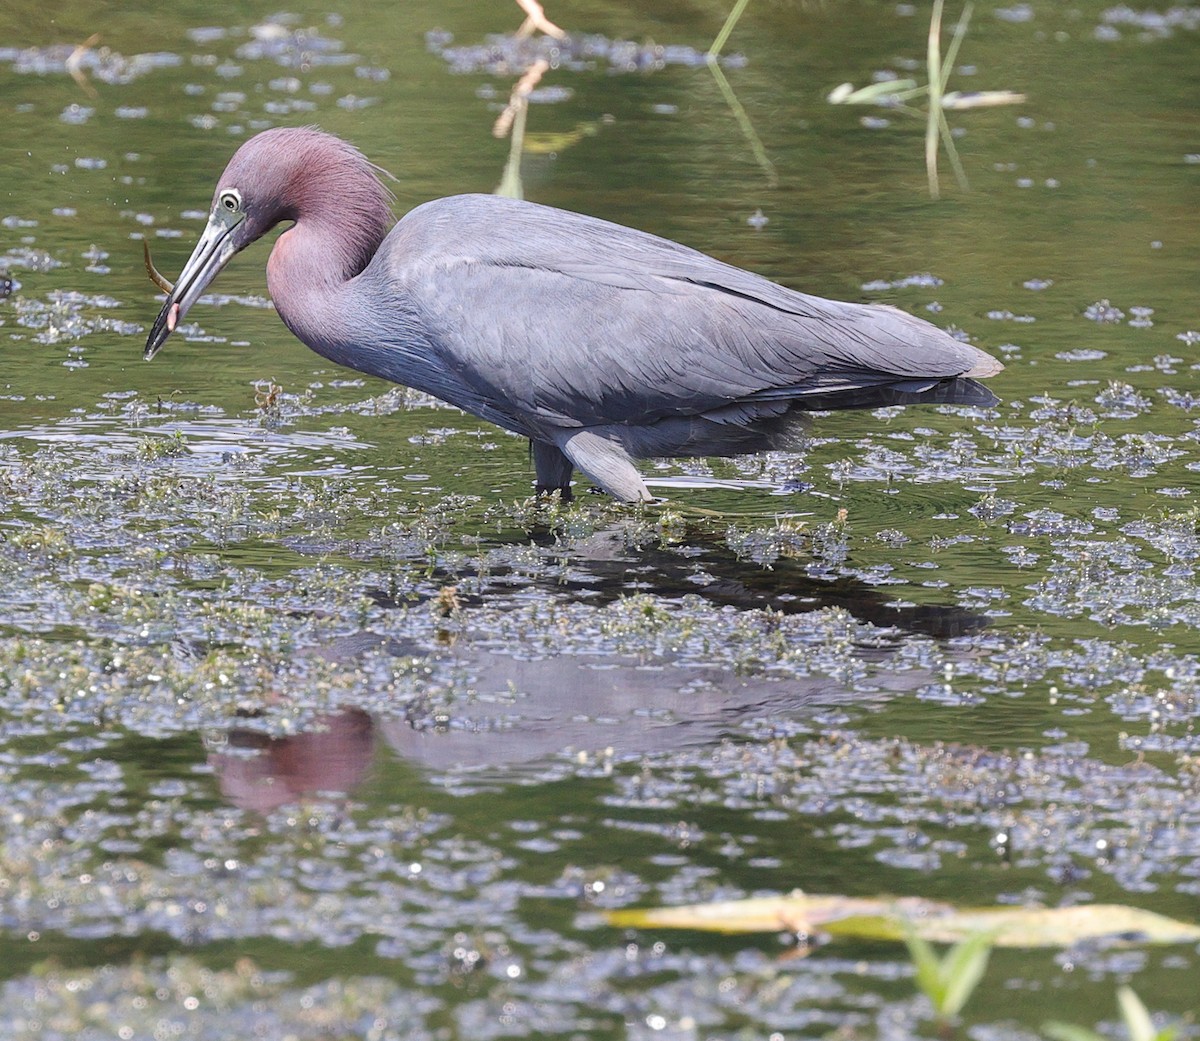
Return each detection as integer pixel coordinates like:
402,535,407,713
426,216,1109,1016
145,127,1001,501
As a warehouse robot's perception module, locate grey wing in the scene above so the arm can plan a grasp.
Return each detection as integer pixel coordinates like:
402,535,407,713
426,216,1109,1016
388,196,1000,433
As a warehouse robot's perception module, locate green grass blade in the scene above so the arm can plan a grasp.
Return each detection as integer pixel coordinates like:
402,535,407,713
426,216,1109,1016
937,105,969,190
1117,987,1159,1041
1043,1023,1108,1041
940,2,974,92
903,930,947,1008
925,0,945,198
708,0,753,59
939,930,994,1016
706,58,778,187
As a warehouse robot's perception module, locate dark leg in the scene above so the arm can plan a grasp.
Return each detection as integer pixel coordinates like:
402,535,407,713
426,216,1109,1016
531,440,574,499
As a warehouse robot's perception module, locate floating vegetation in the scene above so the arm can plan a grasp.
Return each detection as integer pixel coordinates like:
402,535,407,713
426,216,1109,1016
425,30,738,77
1084,298,1127,323
1096,3,1200,40
2,1,1200,1036
862,272,945,291
0,957,437,1041
10,290,139,349
609,893,1200,946
234,18,357,67
0,41,181,84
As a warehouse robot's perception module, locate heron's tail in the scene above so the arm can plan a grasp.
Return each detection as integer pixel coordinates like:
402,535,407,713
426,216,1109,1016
802,375,999,411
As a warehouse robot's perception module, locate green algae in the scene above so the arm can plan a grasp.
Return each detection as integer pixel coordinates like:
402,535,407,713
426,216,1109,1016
2,0,1200,1035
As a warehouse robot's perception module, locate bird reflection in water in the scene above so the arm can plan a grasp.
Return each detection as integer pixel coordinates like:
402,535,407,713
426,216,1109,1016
207,708,375,813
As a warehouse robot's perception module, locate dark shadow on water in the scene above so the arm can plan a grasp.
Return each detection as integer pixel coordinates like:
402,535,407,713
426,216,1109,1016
364,520,989,640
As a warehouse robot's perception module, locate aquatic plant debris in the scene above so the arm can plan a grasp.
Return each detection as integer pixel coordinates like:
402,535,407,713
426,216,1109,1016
608,893,1200,947
426,30,743,76
0,42,181,83
0,956,438,1041
3,1,1200,1036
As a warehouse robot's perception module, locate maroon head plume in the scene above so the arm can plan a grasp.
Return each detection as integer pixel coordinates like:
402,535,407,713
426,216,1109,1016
218,126,395,280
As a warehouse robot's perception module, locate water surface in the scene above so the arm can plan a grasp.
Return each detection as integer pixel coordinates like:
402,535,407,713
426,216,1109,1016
2,0,1199,1036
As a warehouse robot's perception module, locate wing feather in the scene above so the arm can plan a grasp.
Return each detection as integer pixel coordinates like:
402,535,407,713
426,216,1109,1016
379,195,999,433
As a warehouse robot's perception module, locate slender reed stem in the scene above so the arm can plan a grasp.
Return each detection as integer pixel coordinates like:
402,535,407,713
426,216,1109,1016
708,0,753,59
926,0,945,198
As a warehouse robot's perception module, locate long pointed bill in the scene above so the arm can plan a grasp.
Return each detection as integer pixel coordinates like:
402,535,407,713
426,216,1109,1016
144,206,244,360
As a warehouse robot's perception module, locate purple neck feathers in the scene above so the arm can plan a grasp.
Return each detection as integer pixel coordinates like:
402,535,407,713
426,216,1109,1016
218,128,397,357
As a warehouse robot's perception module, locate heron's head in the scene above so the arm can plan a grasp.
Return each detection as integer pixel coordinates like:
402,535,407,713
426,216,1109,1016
144,127,393,360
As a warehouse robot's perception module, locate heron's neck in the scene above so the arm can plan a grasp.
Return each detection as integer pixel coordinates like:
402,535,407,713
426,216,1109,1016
266,213,387,358
265,212,441,395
